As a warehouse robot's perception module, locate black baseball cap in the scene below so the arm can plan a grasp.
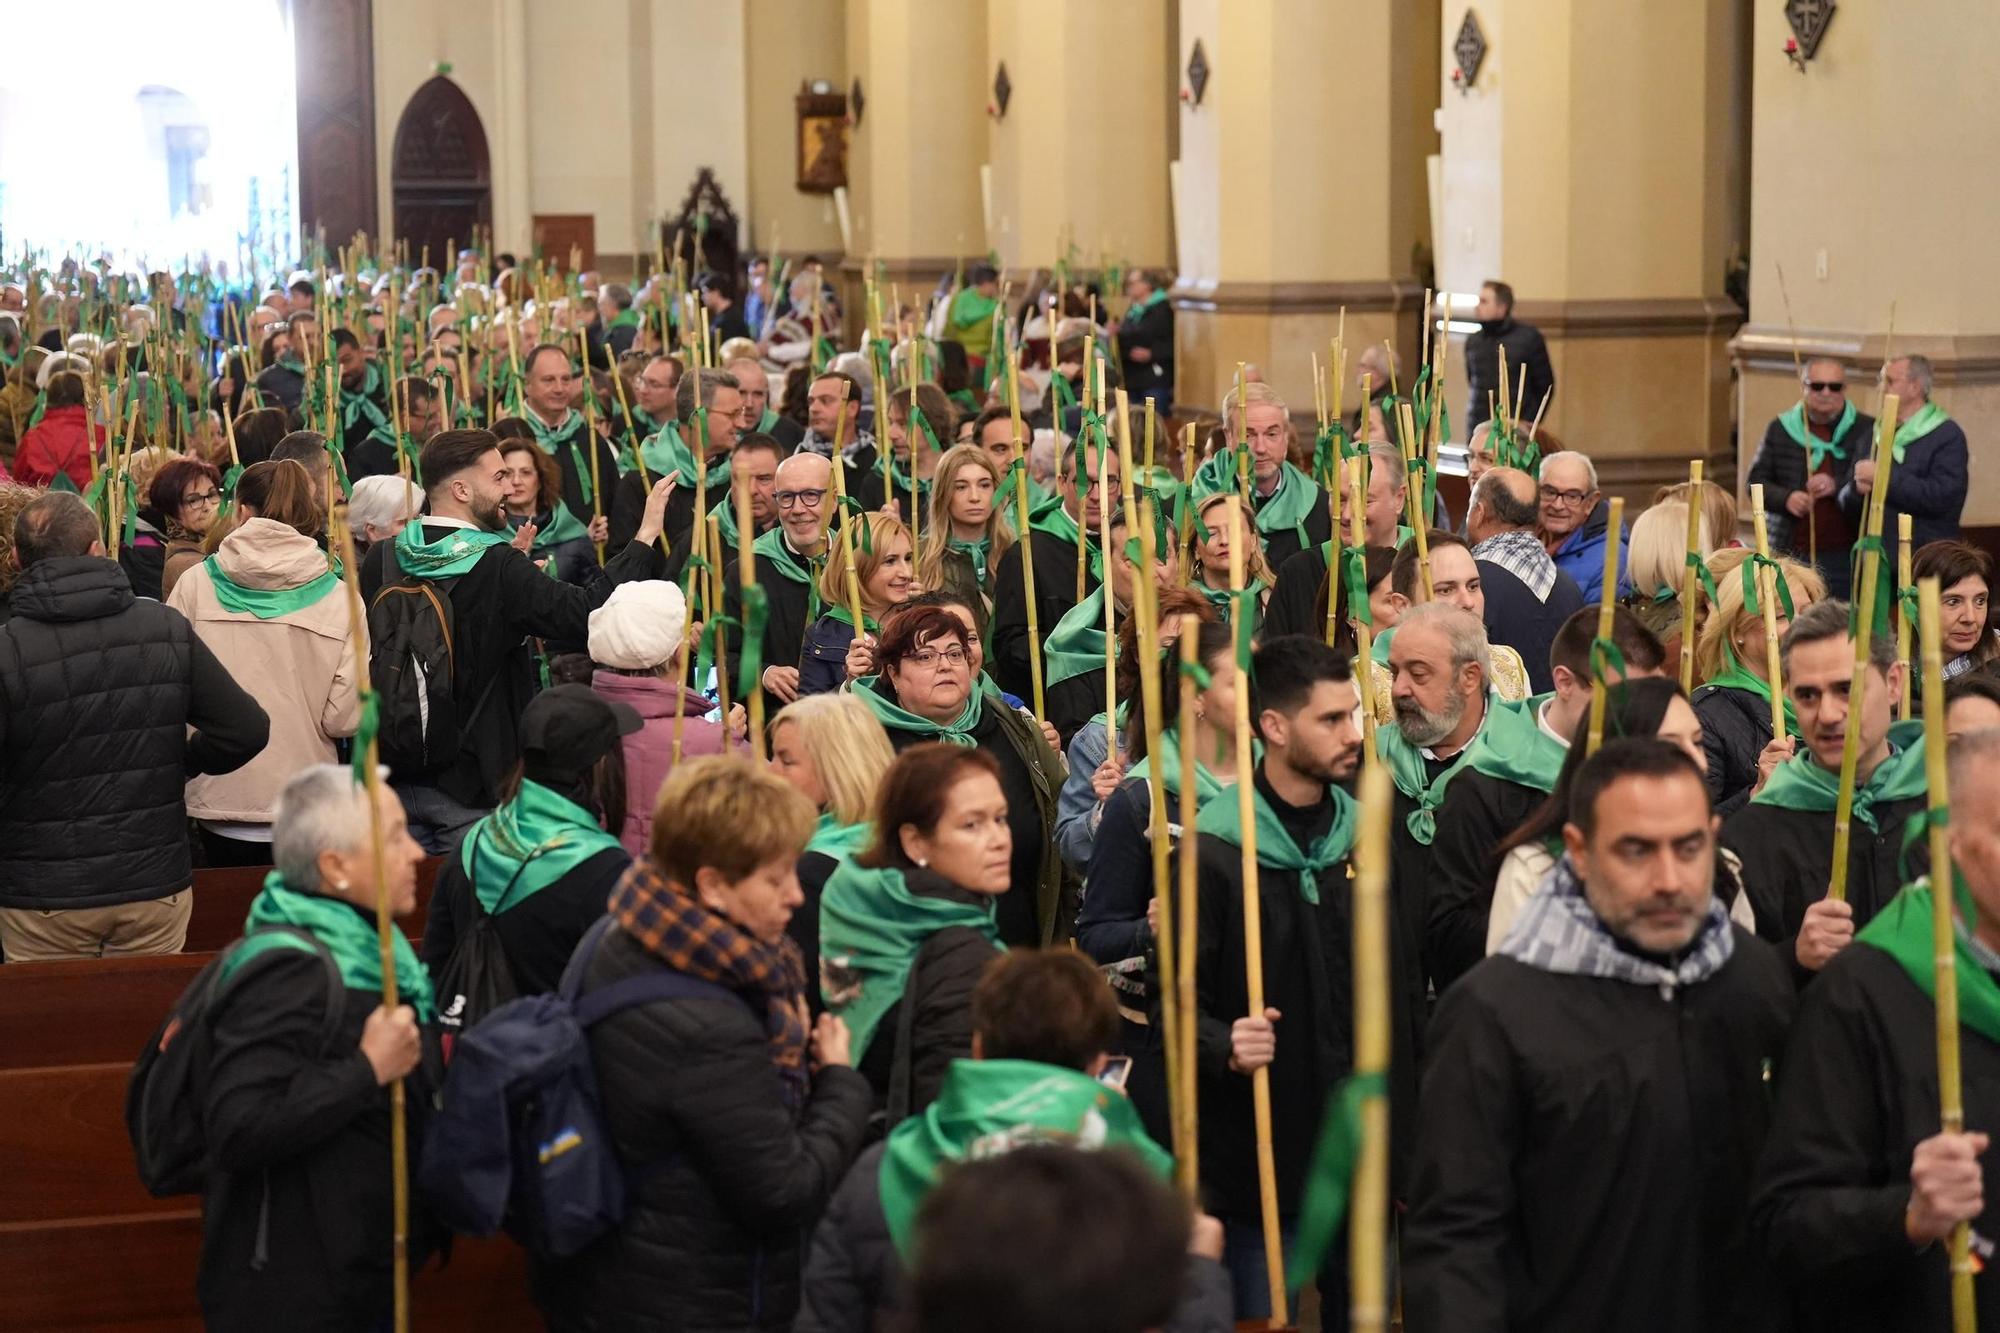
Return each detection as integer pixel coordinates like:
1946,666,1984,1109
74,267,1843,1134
520,684,643,781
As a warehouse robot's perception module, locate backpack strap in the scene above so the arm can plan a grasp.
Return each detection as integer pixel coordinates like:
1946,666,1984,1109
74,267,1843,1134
219,926,347,1055
560,915,761,1028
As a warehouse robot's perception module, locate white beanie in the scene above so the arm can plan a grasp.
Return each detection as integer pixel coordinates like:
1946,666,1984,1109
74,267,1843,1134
588,580,686,671
36,352,90,389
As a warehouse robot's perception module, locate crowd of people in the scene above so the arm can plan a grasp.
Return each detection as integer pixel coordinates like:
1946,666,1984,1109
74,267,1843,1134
0,247,1991,1333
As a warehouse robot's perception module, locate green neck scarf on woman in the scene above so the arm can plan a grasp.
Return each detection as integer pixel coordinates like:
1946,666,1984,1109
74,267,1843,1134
819,861,1002,1059
528,408,600,506
947,534,993,589
1892,401,1950,463
854,675,985,746
806,811,872,862
822,602,881,636
521,500,590,552
394,518,512,578
1195,775,1357,904
1753,720,1927,830
226,872,435,1020
461,779,624,915
1044,585,1112,688
1704,641,1800,738
1126,725,1229,806
203,555,340,620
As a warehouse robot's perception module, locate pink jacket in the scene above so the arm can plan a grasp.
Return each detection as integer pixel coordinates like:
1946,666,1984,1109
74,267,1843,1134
592,669,734,855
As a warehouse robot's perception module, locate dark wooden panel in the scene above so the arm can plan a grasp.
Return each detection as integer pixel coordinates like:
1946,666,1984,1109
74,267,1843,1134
533,215,596,272
294,0,379,245
184,858,439,954
0,955,205,1070
0,1064,171,1224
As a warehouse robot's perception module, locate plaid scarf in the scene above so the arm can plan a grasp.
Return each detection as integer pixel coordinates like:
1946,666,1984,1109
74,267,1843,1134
607,855,811,1107
1497,853,1734,996
1471,528,1558,601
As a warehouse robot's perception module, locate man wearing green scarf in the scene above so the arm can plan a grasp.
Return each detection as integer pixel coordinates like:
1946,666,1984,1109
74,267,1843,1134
253,311,314,413
1753,729,2000,1331
1116,268,1175,414
609,366,744,566
521,342,626,532
1190,382,1333,574
1842,354,1968,574
724,452,833,719
1724,599,1926,982
1746,356,1869,599
945,264,1001,384
1188,637,1401,1321
1041,507,1174,745
990,433,1113,701
198,765,437,1330
329,328,391,460
723,356,805,450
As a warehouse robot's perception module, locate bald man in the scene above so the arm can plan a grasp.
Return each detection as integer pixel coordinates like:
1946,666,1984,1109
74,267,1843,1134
725,451,834,718
1465,467,1585,693
726,356,804,450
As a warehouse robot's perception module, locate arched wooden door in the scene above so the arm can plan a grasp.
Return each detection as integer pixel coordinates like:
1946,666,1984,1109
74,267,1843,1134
391,77,490,271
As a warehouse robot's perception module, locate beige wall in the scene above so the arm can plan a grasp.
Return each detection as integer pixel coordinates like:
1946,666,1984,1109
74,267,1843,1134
744,0,846,260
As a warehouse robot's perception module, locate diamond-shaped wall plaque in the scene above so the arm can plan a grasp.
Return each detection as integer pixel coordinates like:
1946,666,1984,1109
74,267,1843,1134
1186,39,1210,106
1454,10,1487,88
1784,0,1836,60
851,77,865,128
993,62,1012,119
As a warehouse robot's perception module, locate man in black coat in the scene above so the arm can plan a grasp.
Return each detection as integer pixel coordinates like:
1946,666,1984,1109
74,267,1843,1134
1722,599,1926,986
360,429,674,852
725,450,832,720
1752,728,2000,1333
608,367,743,574
1463,279,1555,432
1745,356,1869,598
0,493,269,960
1117,268,1174,413
989,433,1110,701
699,273,755,348
1404,739,1795,1333
1464,466,1585,693
1841,353,1970,568
518,342,627,534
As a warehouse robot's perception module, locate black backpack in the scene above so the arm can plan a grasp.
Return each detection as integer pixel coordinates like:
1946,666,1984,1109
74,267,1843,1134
433,831,525,1060
368,571,490,775
126,927,345,1197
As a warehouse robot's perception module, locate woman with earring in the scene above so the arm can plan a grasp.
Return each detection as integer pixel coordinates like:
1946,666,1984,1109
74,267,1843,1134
818,743,1012,1119
1188,490,1275,634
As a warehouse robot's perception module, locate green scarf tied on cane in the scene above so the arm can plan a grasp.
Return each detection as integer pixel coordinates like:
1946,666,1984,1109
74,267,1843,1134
203,556,341,620
461,779,624,916
818,861,1003,1060
1752,720,1927,829
853,674,986,747
225,872,436,1021
1195,778,1357,905
394,519,512,578
1742,553,1796,620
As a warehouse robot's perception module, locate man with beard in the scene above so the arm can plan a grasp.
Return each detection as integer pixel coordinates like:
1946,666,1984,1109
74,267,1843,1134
1463,279,1555,432
1722,598,1926,983
518,342,626,533
725,451,834,719
1189,637,1404,1321
1746,356,1869,598
1404,739,1793,1332
1753,728,2000,1332
988,433,1114,702
359,429,677,851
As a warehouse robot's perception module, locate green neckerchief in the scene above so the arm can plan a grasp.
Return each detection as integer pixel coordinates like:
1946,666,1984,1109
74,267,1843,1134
527,408,599,506
1376,694,1530,844
460,779,624,915
756,406,784,435
1122,287,1170,320
1752,720,1927,830
879,1058,1171,1257
226,872,435,1021
1778,400,1860,471
948,287,1000,342
754,526,820,587
948,534,993,589
1195,576,1268,629
394,518,513,578
1892,400,1949,463
1371,625,1394,665
1464,691,1568,793
606,309,641,333
1195,775,1357,905
1857,877,2000,1047
1249,461,1322,544
1044,585,1112,689
806,811,872,862
823,602,881,635
639,420,696,480
341,362,389,435
1027,497,1103,583
275,353,308,376
819,861,1003,1059
202,555,340,620
1126,726,1227,805
520,500,589,552
1703,641,1800,738
854,674,985,746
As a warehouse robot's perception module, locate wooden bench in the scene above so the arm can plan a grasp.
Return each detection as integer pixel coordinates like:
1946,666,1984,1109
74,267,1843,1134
183,859,440,955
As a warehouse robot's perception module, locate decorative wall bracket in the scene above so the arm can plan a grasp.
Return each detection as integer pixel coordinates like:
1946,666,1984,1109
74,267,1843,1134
1783,0,1835,72
1451,10,1487,93
1184,40,1209,107
989,62,1011,121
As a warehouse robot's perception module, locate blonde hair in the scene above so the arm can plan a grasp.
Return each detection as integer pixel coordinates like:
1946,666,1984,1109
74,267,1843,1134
817,510,912,617
650,754,816,886
769,693,897,827
1694,546,1827,682
1653,478,1737,551
1626,500,1709,600
918,444,1016,592
1193,491,1274,587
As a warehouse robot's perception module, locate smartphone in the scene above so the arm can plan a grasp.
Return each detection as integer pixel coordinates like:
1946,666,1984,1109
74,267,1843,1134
1096,1055,1133,1090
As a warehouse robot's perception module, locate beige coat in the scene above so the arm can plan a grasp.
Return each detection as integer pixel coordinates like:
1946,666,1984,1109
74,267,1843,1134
169,517,363,824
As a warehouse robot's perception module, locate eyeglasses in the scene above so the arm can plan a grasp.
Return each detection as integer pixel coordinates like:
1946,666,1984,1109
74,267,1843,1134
181,489,221,509
1806,381,1846,394
906,647,969,669
776,488,827,509
1539,486,1592,507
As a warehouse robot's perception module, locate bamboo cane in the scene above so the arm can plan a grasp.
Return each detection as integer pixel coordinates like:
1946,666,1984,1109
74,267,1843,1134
577,326,605,566
1917,576,1979,1333
1749,485,1787,741
1348,458,1377,748
1585,497,1627,757
1397,400,1431,600
1005,353,1045,720
1349,759,1393,1333
330,519,410,1333
1898,513,1915,718
1175,625,1202,1198
1179,422,1199,584
1679,460,1705,693
1100,421,1118,736
1132,488,1181,1192
827,383,866,630
1829,398,1899,904
708,510,731,746
735,469,764,764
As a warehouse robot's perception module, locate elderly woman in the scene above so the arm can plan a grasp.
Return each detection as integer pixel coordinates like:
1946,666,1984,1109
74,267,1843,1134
197,764,433,1331
346,473,425,563
852,604,1069,948
1691,547,1826,818
149,456,225,600
538,757,871,1332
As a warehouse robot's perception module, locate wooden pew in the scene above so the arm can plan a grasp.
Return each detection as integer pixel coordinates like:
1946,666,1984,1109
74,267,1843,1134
182,858,440,955
0,954,207,1071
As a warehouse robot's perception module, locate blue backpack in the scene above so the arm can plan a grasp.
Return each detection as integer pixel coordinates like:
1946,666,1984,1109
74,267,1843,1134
418,916,753,1258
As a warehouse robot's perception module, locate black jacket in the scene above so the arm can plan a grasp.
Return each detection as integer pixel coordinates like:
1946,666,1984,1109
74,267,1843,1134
537,922,873,1332
1744,410,1870,557
1425,768,1553,995
990,525,1099,702
420,838,631,997
1837,412,1970,561
255,361,306,414
1752,943,2000,1332
1692,684,1774,821
1262,543,1333,642
1252,475,1335,575
1477,558,1584,695
361,526,664,807
0,557,268,910
1117,295,1175,396
853,890,999,1118
792,849,837,1019
1464,316,1555,432
198,921,441,1331
723,543,819,721
1403,932,1795,1333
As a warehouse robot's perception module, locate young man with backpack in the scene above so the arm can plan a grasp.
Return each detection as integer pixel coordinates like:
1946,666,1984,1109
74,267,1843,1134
360,427,677,853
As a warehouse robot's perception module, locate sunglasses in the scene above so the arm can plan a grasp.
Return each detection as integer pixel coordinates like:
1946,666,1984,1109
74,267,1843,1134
1805,381,1846,394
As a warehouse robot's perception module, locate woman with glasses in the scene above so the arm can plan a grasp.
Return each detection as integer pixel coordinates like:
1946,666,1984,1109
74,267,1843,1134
850,604,1071,949
799,511,916,697
148,456,225,601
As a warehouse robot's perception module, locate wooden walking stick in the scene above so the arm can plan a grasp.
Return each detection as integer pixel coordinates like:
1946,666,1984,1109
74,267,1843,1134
1005,352,1046,719
1774,262,1817,568
1225,495,1286,1318
708,510,731,747
1347,458,1377,747
1829,399,1899,905
578,325,606,566
1349,760,1393,1333
1585,497,1627,757
1679,460,1705,694
1918,576,1979,1333
827,383,868,632
1397,399,1433,601
331,518,411,1333
735,470,765,764
1099,427,1118,736
1897,513,1915,718
1749,485,1788,741
1175,625,1202,1196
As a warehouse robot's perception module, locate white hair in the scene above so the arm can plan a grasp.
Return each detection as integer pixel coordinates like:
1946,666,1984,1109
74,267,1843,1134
272,764,375,890
1397,601,1492,683
347,474,425,536
1539,449,1598,492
